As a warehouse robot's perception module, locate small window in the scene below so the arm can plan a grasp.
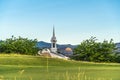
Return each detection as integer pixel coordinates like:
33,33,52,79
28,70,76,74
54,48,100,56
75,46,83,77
53,43,55,47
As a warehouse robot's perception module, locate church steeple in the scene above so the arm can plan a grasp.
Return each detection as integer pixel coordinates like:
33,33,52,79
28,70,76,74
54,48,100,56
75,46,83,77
51,26,57,53
53,26,55,37
51,26,57,43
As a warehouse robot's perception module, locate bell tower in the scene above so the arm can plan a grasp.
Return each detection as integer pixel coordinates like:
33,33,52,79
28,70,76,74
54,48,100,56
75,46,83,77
51,26,57,53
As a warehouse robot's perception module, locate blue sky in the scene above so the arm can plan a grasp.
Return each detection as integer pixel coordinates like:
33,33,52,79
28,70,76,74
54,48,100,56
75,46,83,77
0,0,120,44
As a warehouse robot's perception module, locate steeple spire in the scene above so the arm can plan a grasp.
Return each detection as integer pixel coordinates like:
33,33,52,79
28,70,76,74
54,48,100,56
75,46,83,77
51,25,57,42
53,25,55,37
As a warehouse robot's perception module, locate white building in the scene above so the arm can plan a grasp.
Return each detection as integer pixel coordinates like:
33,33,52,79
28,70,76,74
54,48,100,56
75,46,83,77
38,26,69,59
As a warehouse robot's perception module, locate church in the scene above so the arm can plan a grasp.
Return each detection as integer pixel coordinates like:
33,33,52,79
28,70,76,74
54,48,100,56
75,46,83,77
38,27,70,59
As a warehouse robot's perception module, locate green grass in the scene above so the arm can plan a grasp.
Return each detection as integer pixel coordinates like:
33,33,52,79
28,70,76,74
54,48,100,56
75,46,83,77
0,54,120,80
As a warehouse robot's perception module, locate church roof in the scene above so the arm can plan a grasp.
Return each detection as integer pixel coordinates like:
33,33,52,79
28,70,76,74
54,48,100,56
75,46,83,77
65,47,72,52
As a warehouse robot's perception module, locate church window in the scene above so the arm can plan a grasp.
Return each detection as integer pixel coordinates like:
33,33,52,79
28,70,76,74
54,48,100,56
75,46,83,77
53,43,55,48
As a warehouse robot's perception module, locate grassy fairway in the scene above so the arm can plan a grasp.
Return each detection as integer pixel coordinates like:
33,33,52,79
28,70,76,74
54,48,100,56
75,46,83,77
0,54,120,80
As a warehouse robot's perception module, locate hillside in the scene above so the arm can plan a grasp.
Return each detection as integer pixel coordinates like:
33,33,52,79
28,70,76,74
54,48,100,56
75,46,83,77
0,54,120,80
36,41,77,49
36,41,120,55
0,54,119,67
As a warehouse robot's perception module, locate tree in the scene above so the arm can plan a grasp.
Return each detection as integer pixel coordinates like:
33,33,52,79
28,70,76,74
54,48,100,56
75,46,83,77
72,37,116,62
0,36,39,55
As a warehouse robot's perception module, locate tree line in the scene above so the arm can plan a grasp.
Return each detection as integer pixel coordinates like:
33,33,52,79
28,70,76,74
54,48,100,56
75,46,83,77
0,36,120,63
0,36,39,55
71,37,120,63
